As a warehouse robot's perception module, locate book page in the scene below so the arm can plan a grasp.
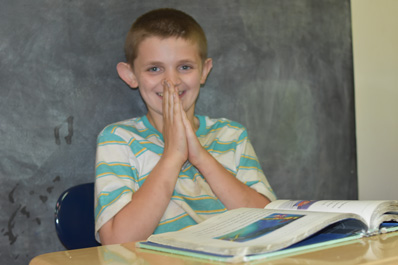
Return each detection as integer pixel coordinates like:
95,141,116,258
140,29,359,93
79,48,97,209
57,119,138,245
265,200,393,230
146,208,364,256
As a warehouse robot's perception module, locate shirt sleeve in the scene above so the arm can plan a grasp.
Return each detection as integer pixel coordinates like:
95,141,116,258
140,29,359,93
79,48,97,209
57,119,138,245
94,125,139,242
234,128,277,202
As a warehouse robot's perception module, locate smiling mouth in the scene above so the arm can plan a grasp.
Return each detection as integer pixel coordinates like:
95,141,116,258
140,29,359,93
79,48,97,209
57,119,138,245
156,91,185,97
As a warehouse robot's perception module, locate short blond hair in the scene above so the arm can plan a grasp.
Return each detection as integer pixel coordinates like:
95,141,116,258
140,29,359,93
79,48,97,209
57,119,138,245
124,8,208,67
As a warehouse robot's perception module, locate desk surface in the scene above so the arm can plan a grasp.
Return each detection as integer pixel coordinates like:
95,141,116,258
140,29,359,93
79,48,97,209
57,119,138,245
30,231,398,265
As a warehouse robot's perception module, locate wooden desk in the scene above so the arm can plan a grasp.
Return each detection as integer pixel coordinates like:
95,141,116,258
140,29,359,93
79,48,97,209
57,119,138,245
30,231,398,265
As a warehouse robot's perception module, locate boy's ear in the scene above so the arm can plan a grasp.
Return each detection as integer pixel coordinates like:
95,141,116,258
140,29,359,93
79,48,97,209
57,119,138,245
200,58,213,84
116,62,139,88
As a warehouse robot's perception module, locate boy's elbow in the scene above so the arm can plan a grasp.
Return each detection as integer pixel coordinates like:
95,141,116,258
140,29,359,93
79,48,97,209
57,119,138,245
98,218,150,245
253,193,271,208
98,221,118,245
98,219,129,245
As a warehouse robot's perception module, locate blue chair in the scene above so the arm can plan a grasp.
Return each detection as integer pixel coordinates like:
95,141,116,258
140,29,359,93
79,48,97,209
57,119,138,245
55,182,101,249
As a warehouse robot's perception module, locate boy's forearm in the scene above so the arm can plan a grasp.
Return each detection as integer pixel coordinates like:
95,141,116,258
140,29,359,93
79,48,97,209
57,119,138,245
193,152,270,209
99,155,183,244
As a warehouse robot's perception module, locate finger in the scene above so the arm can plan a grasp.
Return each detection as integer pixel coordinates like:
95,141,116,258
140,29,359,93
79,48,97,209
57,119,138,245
166,80,174,123
162,79,169,121
163,79,174,123
173,85,183,122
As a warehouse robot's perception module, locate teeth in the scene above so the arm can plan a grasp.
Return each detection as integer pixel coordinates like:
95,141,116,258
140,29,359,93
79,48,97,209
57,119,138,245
156,91,183,97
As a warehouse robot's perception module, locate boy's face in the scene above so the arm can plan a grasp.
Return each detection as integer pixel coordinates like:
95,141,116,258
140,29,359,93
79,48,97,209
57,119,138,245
128,36,212,119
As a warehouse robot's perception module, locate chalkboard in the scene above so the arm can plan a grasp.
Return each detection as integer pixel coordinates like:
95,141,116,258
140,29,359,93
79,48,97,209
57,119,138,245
0,1,355,263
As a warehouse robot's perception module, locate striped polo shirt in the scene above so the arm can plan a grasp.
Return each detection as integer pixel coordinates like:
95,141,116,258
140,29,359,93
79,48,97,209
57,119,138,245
94,115,276,241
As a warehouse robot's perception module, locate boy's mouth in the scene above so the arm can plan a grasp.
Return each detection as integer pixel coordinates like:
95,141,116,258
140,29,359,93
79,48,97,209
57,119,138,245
156,91,185,97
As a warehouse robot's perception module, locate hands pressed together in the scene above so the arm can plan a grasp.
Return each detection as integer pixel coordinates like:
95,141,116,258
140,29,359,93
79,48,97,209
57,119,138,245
161,79,205,168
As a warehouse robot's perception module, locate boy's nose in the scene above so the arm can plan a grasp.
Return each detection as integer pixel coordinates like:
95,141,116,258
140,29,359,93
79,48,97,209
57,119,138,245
165,70,181,87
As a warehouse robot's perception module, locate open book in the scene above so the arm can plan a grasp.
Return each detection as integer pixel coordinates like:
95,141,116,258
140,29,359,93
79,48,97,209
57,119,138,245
137,200,398,263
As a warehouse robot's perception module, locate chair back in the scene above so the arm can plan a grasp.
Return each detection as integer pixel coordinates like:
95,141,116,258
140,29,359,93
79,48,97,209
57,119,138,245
55,182,101,249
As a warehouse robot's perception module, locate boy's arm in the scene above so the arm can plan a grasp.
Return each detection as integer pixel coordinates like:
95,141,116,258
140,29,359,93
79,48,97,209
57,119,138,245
181,111,271,209
99,155,182,244
192,150,271,209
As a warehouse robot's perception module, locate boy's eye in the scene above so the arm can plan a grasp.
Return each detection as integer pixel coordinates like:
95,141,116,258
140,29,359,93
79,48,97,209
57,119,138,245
180,65,193,71
148,67,160,72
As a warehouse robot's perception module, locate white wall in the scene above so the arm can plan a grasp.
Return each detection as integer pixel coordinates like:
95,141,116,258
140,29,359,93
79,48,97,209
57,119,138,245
351,0,398,200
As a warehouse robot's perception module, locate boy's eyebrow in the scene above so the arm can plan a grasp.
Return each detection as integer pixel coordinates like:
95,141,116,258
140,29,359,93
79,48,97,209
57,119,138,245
178,59,198,65
142,59,199,66
143,61,163,66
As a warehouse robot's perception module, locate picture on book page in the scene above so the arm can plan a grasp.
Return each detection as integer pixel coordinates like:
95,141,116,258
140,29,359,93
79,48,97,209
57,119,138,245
214,213,304,243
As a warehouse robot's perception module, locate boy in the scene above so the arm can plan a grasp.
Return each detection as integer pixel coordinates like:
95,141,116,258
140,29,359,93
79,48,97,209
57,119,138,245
95,8,276,245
